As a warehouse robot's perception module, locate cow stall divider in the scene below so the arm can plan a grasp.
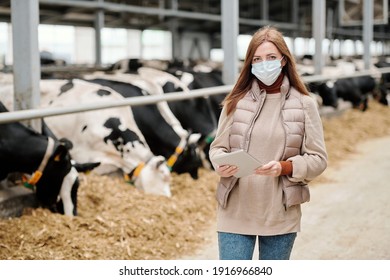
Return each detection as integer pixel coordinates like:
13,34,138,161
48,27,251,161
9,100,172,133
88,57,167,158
1,67,390,125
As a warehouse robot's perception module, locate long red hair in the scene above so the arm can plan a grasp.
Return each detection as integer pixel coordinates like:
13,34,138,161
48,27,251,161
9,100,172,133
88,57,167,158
223,26,309,115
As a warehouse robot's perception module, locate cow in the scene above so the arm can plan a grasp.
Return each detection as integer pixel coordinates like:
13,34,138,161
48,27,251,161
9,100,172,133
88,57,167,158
106,58,226,123
39,78,172,197
0,101,96,216
106,58,168,74
136,67,218,167
310,76,379,111
83,77,204,179
307,79,339,109
85,68,218,143
102,59,225,168
88,68,218,167
165,61,226,123
374,58,390,106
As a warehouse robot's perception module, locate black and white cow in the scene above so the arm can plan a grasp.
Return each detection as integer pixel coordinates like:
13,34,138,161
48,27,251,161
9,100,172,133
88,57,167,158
106,58,226,122
137,67,218,134
136,67,218,166
374,58,390,106
0,102,91,216
309,75,378,111
88,69,218,167
39,79,172,197
83,77,204,179
165,62,226,121
307,80,339,109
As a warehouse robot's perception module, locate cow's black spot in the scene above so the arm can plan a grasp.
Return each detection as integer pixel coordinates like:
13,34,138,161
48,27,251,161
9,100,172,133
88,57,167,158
96,89,111,96
59,80,74,96
81,125,88,132
162,81,182,93
103,117,145,153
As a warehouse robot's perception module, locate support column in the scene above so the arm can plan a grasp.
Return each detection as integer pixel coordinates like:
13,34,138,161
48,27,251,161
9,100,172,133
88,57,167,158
221,0,239,85
312,0,326,75
11,0,41,131
169,20,181,60
291,0,299,55
170,0,181,60
363,0,373,70
261,0,269,21
94,1,104,66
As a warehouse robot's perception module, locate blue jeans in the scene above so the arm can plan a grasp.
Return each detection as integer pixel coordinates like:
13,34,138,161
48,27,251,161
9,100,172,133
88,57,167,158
218,232,297,260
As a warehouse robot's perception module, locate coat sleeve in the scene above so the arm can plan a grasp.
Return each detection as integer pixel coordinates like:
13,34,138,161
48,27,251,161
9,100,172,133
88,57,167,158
209,105,234,170
287,95,328,183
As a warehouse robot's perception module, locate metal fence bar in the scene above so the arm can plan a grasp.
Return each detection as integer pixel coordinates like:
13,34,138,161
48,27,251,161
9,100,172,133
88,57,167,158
0,85,233,124
1,67,390,124
302,67,390,83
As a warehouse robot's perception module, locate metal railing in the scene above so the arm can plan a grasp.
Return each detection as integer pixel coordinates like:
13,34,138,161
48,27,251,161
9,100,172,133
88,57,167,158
1,67,390,124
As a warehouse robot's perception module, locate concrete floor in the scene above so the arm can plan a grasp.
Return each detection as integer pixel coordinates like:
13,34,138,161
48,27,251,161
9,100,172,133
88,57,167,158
182,136,390,260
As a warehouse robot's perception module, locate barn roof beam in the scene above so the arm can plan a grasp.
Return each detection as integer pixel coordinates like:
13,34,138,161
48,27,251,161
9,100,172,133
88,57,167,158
39,7,73,24
39,0,221,21
38,0,302,31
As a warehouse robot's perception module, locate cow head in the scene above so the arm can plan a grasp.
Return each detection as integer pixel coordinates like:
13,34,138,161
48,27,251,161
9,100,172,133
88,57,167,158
0,102,80,216
36,143,100,216
130,155,171,197
34,139,74,213
307,80,339,109
56,161,101,216
170,133,203,179
41,120,103,216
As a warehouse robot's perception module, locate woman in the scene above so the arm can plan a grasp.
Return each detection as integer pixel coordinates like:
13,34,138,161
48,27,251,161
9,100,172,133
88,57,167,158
209,26,328,260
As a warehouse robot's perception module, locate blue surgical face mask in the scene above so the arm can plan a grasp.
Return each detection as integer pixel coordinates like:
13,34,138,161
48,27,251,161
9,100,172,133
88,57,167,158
251,57,283,86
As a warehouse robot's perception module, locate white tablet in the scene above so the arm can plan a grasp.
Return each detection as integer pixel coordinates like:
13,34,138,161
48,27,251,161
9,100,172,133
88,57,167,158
212,150,263,178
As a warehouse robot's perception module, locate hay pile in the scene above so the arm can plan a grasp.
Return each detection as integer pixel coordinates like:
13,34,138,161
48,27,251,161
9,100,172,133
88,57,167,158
0,100,389,260
0,169,219,260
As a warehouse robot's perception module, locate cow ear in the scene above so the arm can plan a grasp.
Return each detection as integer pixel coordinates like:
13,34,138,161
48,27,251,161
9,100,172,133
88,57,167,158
52,143,69,162
41,119,57,139
59,137,73,150
155,156,166,169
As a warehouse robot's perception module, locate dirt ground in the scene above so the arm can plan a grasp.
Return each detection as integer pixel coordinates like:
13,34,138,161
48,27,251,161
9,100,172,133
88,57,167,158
1,99,390,260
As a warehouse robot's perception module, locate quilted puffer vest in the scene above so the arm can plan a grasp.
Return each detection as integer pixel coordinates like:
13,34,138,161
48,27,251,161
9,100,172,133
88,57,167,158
216,79,310,209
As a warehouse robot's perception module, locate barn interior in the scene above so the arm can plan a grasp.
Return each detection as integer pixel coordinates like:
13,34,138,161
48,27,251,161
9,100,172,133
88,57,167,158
0,0,389,66
0,0,389,41
0,0,390,264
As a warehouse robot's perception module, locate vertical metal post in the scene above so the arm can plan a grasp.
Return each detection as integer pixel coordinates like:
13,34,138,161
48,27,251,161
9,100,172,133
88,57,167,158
261,0,269,21
221,0,239,85
363,0,373,70
170,0,181,60
291,0,299,55
312,0,326,75
95,0,104,66
11,0,41,132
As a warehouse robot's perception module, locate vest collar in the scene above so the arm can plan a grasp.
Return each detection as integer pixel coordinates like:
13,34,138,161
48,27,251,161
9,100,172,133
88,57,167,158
250,76,291,101
280,76,291,97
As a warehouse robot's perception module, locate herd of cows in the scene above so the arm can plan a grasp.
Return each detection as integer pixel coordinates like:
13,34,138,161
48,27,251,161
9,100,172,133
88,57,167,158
0,56,389,217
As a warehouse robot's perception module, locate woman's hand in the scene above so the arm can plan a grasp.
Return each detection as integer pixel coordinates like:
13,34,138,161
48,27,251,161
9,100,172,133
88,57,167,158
255,160,281,177
216,165,238,177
